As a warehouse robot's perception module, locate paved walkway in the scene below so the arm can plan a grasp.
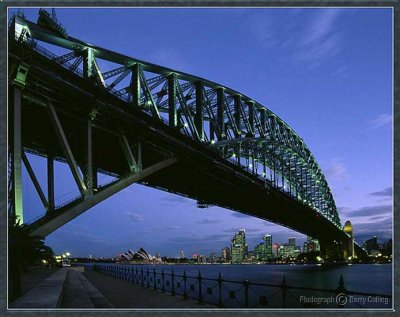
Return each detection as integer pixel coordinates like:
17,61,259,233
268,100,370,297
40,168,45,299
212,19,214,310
20,267,59,295
83,270,215,308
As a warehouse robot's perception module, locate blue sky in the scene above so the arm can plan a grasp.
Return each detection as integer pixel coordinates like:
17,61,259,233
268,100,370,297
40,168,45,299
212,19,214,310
10,8,392,258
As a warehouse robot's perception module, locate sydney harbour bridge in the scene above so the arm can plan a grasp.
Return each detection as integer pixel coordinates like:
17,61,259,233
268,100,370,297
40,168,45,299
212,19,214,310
8,10,364,258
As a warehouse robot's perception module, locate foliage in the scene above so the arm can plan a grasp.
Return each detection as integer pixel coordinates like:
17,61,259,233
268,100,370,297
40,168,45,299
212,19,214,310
9,216,54,271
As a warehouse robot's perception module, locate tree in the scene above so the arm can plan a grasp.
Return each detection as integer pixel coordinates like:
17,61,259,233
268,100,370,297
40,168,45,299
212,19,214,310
8,216,54,302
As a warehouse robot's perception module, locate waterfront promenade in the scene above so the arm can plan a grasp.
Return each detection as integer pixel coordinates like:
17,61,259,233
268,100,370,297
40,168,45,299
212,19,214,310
12,267,214,309
83,270,214,308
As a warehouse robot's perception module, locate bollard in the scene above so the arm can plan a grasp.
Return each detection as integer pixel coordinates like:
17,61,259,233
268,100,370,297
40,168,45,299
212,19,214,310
244,280,249,308
183,271,188,300
198,271,204,305
217,272,223,308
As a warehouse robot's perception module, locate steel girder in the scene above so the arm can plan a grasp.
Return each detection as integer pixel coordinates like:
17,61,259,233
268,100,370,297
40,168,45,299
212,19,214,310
10,14,341,229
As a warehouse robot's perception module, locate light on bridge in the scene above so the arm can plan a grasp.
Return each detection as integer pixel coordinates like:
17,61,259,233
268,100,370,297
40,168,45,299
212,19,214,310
211,140,216,145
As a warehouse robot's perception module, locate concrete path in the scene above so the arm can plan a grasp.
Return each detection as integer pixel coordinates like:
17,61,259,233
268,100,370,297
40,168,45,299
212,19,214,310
83,270,215,308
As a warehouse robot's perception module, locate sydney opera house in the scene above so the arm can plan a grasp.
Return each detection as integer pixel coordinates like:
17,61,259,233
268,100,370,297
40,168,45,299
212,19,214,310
117,248,162,264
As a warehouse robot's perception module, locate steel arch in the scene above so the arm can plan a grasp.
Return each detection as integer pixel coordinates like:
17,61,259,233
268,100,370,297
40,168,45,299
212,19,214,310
9,11,341,229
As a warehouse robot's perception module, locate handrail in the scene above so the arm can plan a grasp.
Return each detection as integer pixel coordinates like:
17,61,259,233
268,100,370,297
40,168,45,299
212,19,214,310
85,264,392,308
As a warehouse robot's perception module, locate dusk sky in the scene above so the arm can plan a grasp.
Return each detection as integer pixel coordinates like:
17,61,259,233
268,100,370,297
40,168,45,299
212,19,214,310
10,7,392,258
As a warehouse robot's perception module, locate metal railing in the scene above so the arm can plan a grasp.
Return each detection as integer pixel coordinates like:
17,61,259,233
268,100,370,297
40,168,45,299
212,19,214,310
88,264,392,309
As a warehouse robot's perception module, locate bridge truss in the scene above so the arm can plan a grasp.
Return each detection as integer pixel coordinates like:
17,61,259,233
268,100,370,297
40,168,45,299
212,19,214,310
8,10,342,237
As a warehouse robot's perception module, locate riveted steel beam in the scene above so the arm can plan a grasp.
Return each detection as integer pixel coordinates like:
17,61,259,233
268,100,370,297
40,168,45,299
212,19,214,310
247,101,255,135
120,134,138,173
11,86,23,223
216,88,225,140
195,82,204,141
30,157,178,237
22,150,49,211
47,154,55,211
168,74,177,127
131,63,141,108
47,101,88,197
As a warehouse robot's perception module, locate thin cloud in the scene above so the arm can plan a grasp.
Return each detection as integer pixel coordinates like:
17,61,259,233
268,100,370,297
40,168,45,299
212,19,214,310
148,48,189,72
369,187,392,198
126,212,144,222
196,218,222,225
353,217,392,243
370,113,392,129
245,9,345,69
165,225,181,230
343,204,392,218
303,10,339,44
323,159,347,182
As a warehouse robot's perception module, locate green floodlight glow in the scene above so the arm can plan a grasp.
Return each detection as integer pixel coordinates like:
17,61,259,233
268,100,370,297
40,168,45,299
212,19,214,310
211,139,216,144
146,100,152,106
261,172,266,177
183,122,188,128
232,153,236,158
248,164,253,168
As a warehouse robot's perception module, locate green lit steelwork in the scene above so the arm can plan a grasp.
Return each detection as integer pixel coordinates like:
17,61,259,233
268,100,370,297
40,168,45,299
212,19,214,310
9,12,342,232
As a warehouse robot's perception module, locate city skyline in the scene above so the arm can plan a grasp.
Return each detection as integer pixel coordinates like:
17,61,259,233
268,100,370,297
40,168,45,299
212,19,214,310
9,7,392,257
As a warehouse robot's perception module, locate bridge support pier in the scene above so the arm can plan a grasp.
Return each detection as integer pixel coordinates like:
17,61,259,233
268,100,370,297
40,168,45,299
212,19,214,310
10,85,24,223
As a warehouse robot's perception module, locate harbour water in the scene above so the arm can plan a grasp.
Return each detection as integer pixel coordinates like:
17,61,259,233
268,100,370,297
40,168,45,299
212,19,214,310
84,263,392,309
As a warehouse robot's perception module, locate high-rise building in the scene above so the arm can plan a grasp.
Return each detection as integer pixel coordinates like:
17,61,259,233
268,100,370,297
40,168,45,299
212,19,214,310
180,250,185,259
288,237,296,247
264,234,273,259
231,229,247,263
221,247,231,262
254,234,273,261
303,242,308,253
254,241,266,260
210,252,216,263
272,243,280,258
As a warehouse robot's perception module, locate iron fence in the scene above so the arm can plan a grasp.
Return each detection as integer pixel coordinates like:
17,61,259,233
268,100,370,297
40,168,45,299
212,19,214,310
88,264,391,309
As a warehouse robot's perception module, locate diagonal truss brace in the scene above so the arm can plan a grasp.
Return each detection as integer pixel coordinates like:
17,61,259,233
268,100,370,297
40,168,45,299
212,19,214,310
21,150,50,211
30,157,178,237
47,101,88,197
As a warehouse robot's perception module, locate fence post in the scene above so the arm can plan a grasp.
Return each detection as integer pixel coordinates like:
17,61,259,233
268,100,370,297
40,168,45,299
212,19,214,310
146,268,150,288
244,280,249,308
336,274,347,308
162,269,165,292
153,268,157,290
135,267,138,284
171,269,176,296
198,270,204,305
218,272,223,308
141,267,144,286
183,270,188,300
281,274,287,308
